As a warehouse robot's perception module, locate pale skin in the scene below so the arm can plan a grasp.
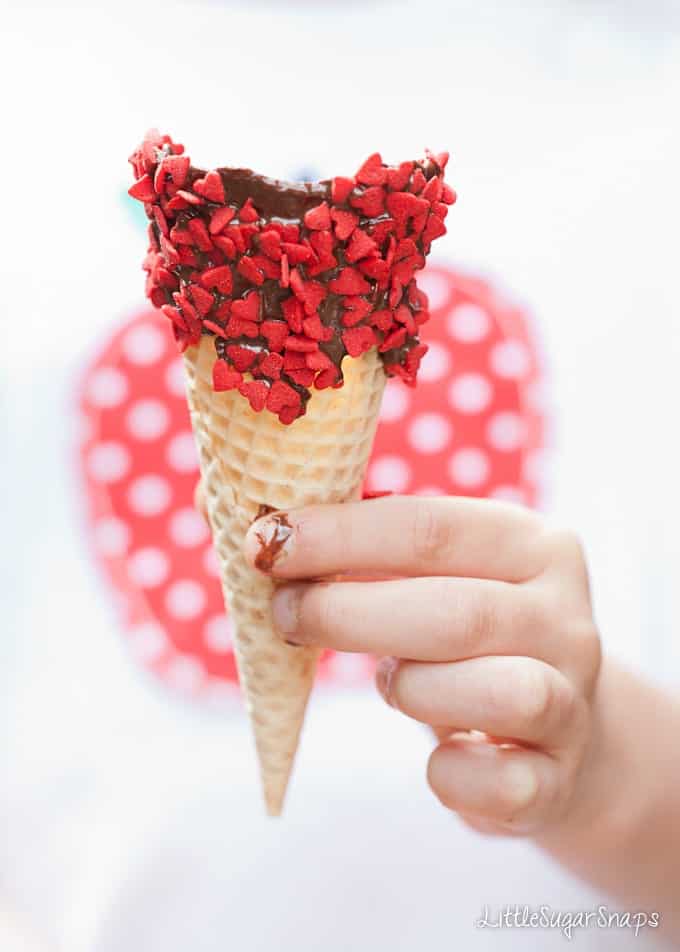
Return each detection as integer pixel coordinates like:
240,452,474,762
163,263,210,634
198,488,680,940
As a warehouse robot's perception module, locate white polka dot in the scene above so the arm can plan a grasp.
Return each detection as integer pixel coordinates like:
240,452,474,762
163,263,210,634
417,341,451,382
448,448,490,488
122,323,166,365
414,485,446,496
127,547,170,588
93,516,130,557
490,339,530,379
489,485,528,505
447,303,490,342
87,367,129,408
524,379,544,412
523,449,548,486
128,622,167,663
417,271,452,311
204,615,234,653
448,372,493,414
126,399,170,441
367,455,412,493
408,412,453,454
87,442,131,482
169,507,210,547
201,549,219,581
379,379,411,423
165,655,204,693
165,579,206,620
166,432,199,473
127,475,172,516
486,412,527,452
165,358,186,398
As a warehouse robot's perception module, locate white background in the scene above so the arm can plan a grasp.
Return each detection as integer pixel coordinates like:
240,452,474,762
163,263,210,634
1,1,679,949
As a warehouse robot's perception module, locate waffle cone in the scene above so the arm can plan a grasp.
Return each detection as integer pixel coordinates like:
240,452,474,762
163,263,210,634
183,337,386,815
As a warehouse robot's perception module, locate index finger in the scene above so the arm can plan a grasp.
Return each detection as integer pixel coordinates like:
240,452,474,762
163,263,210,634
244,495,546,584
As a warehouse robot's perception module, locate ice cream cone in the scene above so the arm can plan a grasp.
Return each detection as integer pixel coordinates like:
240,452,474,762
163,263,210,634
128,129,453,812
183,335,385,814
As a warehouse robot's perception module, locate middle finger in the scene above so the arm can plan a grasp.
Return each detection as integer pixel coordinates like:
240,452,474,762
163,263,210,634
272,576,553,662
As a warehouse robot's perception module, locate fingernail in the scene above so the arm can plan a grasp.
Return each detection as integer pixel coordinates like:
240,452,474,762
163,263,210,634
245,512,294,573
272,585,304,640
375,656,399,706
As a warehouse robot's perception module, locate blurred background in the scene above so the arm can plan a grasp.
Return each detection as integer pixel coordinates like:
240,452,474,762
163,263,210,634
1,1,679,949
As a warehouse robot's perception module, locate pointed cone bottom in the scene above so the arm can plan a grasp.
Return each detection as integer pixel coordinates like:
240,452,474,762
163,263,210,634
184,337,386,815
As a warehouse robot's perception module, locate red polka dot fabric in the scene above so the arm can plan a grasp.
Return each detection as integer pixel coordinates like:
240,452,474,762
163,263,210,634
77,264,547,702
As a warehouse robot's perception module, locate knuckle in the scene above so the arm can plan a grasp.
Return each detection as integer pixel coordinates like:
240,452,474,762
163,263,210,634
411,500,453,566
566,617,602,691
544,527,589,575
513,665,555,732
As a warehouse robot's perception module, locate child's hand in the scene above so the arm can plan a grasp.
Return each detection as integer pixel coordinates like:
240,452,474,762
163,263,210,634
243,495,601,837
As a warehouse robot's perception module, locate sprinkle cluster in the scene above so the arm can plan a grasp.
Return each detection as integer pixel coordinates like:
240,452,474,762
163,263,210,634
129,129,454,423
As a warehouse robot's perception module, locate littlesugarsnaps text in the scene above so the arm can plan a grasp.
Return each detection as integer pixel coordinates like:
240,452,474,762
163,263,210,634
475,904,660,940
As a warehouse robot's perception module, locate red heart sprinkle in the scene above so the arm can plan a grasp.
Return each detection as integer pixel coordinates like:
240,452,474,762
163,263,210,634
239,198,260,223
442,183,457,204
329,267,371,295
193,170,225,203
209,206,236,234
422,213,447,244
231,290,261,323
203,319,228,338
330,208,359,241
350,186,385,218
379,327,407,352
212,235,237,258
188,284,214,316
305,350,334,371
257,352,284,379
356,153,387,186
163,155,190,187
422,176,443,202
286,368,315,387
342,325,376,357
409,169,426,194
213,359,243,391
285,336,319,353
225,317,259,338
187,218,213,251
341,296,373,326
128,175,155,202
176,189,205,206
226,344,259,372
386,162,414,192
281,296,304,333
239,379,269,412
258,229,282,261
386,191,429,223
237,256,265,286
331,177,355,204
200,265,233,294
261,320,289,352
303,202,332,231
345,229,377,263
266,380,300,413
281,242,314,265
152,205,169,237
302,315,325,340
314,367,340,389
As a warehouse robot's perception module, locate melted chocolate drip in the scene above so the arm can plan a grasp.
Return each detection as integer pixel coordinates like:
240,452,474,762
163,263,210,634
253,511,293,572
